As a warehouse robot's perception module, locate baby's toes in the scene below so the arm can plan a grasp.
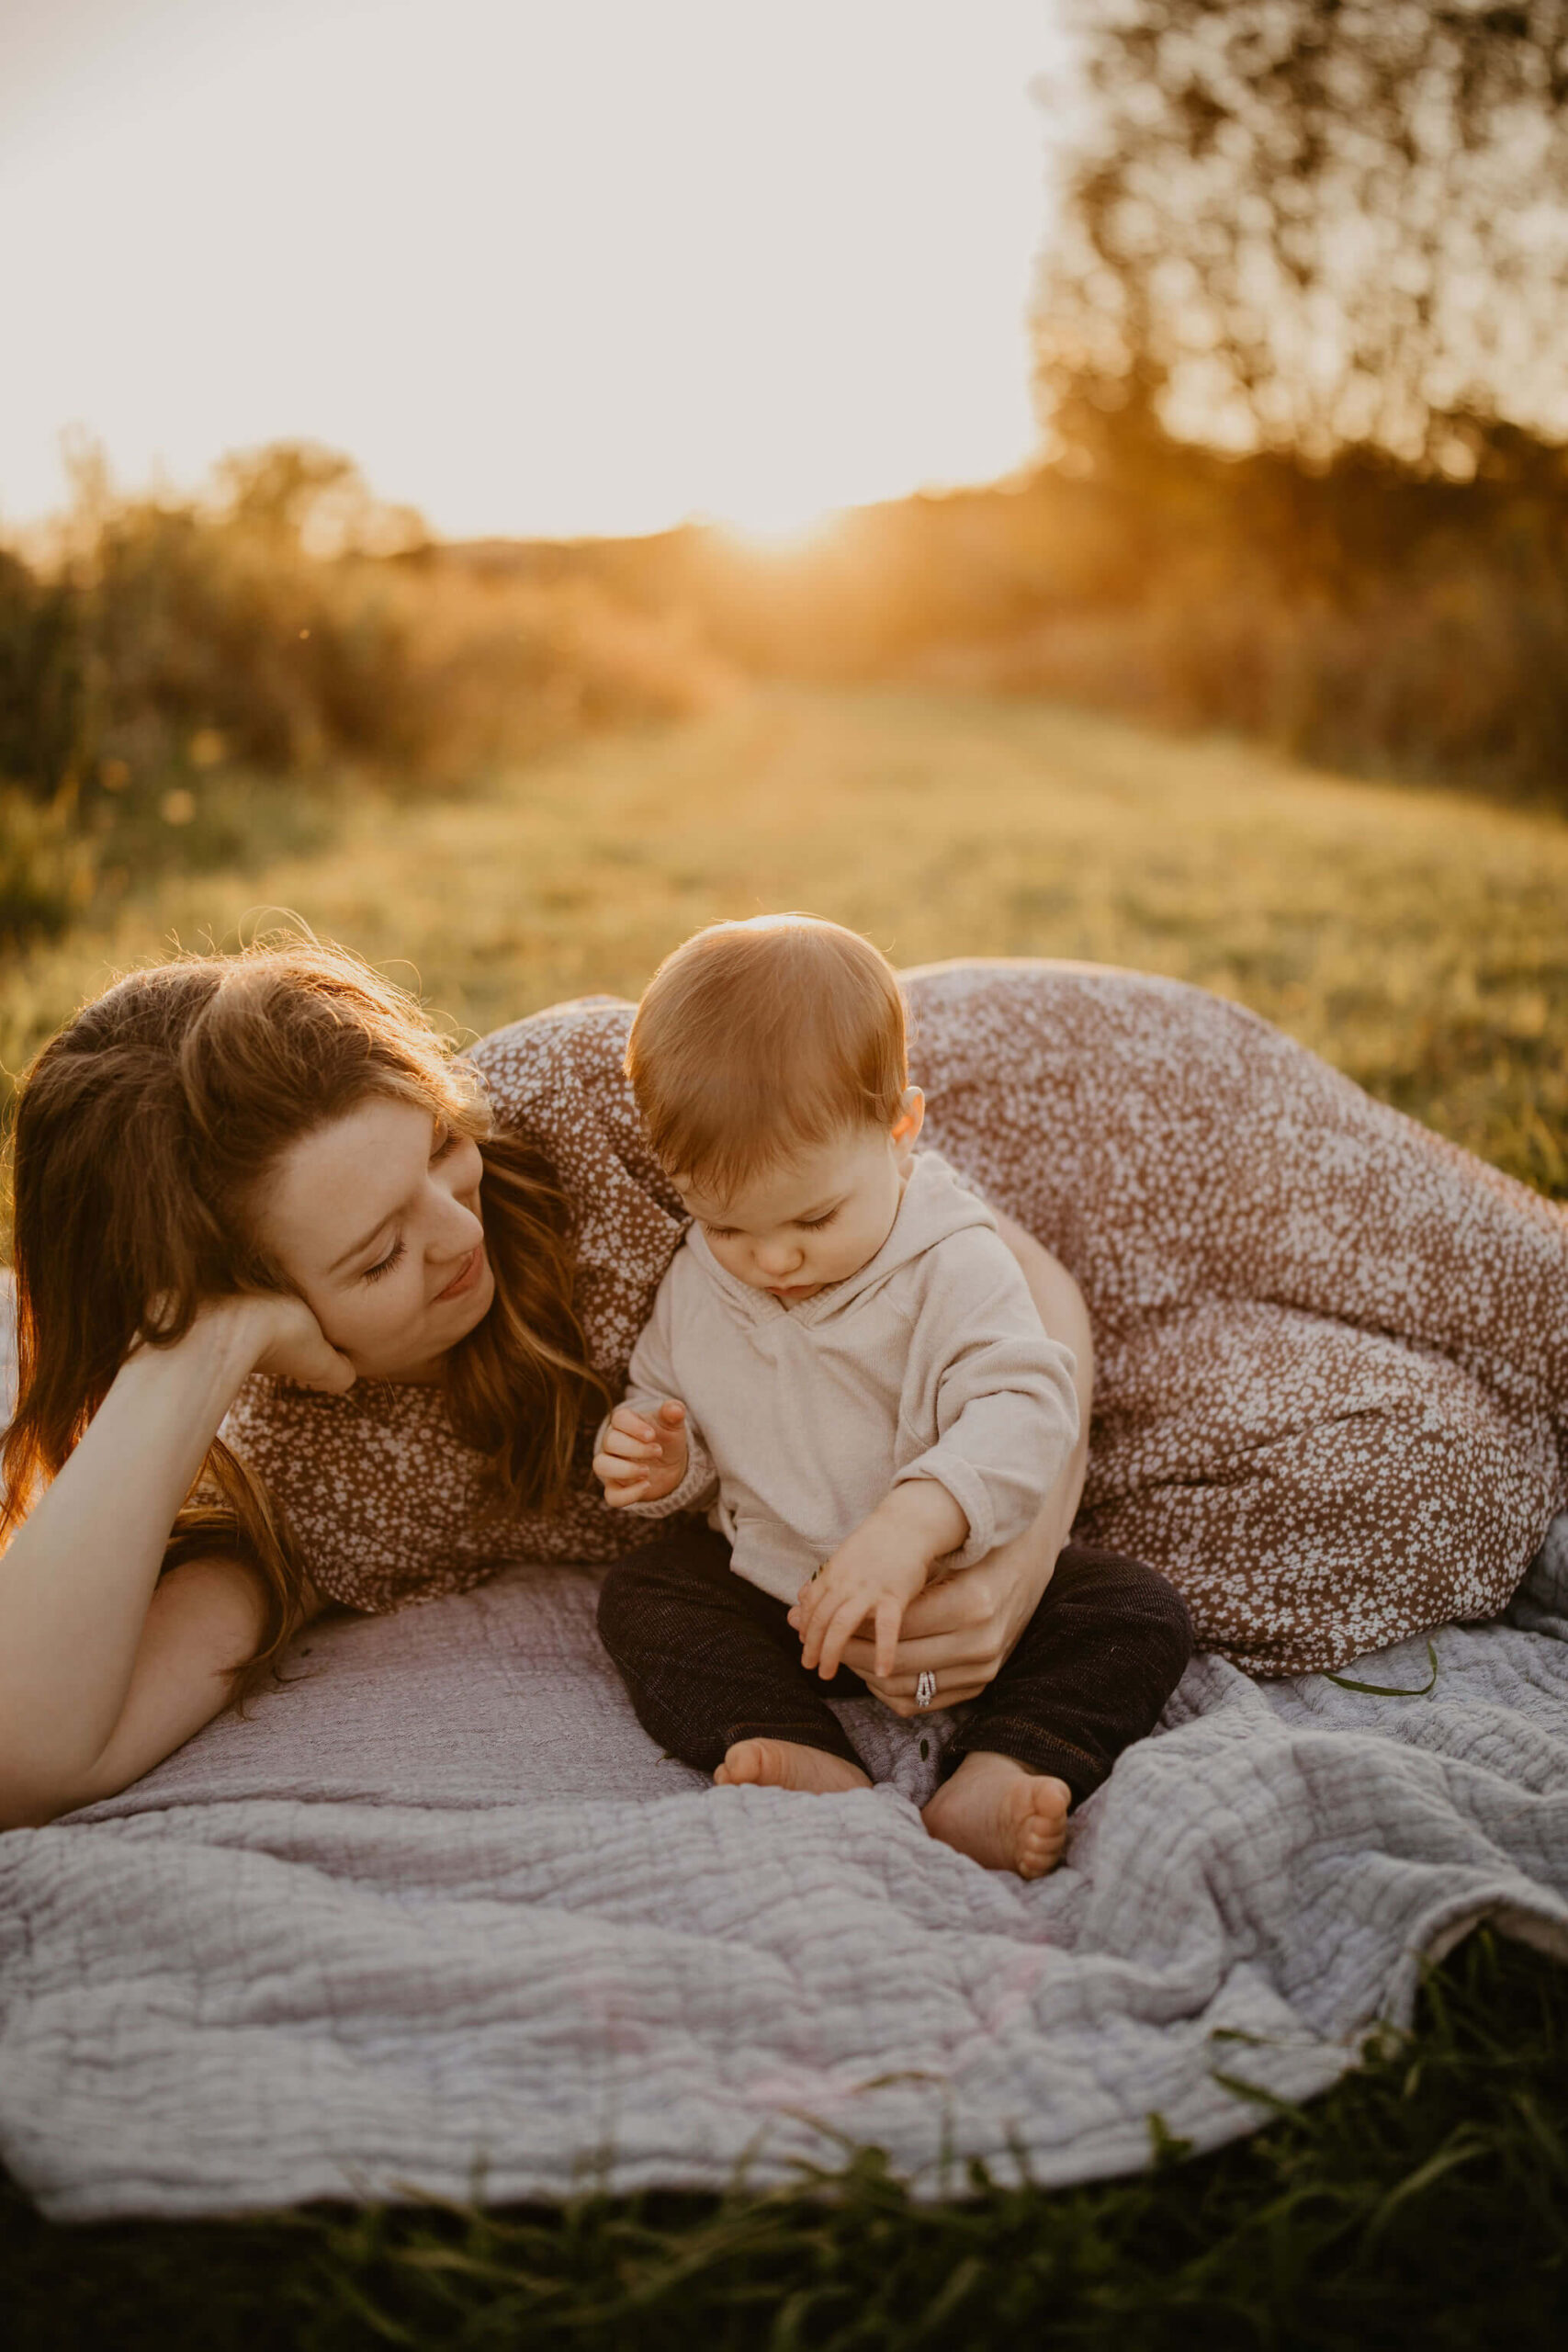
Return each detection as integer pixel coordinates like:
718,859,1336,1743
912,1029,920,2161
1015,1823,1066,1880
1011,1779,1071,1881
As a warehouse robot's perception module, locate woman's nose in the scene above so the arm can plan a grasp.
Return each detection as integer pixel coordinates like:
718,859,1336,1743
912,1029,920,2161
433,1193,484,1259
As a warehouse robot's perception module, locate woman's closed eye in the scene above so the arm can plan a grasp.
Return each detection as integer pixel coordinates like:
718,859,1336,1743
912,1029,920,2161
362,1237,407,1283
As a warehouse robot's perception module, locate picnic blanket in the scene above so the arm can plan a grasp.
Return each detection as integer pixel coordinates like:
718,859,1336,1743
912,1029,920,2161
3,1520,1567,2222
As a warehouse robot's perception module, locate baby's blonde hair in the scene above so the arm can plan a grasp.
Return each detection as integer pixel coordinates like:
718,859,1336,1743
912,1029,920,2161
626,915,908,1198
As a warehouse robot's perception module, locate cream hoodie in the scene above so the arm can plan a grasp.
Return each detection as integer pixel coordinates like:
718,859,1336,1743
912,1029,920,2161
610,1151,1080,1606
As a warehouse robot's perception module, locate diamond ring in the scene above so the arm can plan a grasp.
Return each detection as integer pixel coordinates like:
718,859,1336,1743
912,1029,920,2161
915,1669,938,1710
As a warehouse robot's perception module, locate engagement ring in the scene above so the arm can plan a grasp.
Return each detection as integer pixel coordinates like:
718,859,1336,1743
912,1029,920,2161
915,1669,938,1710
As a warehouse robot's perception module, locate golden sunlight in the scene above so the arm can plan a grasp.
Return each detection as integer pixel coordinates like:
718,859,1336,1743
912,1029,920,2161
0,0,1066,541
708,498,850,553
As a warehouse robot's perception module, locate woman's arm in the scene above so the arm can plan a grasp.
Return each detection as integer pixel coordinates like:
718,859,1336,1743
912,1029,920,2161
834,1212,1094,1713
0,1296,348,1828
8,1551,325,1828
985,1208,1093,1556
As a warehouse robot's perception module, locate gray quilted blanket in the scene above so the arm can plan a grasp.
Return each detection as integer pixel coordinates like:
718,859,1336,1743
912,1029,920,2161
3,1521,1568,2222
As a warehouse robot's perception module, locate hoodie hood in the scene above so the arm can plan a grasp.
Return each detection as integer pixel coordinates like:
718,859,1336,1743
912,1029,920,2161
684,1150,995,1329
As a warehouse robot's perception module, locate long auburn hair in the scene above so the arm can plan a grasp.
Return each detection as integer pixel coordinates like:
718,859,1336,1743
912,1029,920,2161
1,939,607,1690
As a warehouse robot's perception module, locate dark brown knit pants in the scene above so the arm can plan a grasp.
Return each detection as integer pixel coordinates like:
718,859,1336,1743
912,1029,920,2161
597,1524,1193,1807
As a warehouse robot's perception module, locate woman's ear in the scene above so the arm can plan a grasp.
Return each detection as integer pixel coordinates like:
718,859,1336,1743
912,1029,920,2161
890,1087,925,1153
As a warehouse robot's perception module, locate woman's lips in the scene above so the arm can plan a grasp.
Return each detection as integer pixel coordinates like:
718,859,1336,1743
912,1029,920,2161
435,1243,484,1302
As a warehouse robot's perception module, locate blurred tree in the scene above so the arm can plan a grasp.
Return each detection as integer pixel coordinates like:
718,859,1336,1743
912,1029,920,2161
0,548,87,802
1037,0,1568,467
213,442,428,560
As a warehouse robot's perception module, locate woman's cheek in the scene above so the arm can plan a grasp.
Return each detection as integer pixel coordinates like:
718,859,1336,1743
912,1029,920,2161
329,1286,373,1342
335,1283,406,1366
336,1269,405,1343
453,1137,486,1205
393,1261,428,1325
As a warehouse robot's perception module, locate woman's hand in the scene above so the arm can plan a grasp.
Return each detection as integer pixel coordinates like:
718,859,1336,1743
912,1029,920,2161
833,1527,1057,1712
131,1288,356,1396
228,1291,357,1394
794,1481,967,1681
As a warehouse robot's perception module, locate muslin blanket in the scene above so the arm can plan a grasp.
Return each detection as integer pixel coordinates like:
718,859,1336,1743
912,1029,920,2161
3,1523,1567,2222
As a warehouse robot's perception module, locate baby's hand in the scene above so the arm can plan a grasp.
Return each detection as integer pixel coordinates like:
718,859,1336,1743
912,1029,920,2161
593,1399,690,1507
794,1517,932,1682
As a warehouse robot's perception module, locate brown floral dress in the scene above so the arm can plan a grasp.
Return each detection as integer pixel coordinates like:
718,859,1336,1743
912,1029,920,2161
220,962,1568,1675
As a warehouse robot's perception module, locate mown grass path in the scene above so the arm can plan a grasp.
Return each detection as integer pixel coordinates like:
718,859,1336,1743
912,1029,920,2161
5,685,1565,1189
4,690,1566,2345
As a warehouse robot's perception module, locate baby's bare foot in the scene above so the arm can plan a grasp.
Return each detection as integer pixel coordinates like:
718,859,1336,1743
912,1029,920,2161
921,1751,1072,1880
715,1738,870,1794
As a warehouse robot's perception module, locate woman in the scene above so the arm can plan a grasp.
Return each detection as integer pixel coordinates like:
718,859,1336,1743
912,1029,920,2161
2,941,1563,1830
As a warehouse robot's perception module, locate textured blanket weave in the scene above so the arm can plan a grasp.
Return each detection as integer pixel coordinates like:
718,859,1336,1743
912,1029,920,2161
3,1528,1567,2221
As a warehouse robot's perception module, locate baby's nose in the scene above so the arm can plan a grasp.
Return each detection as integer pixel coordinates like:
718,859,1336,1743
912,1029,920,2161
757,1239,804,1274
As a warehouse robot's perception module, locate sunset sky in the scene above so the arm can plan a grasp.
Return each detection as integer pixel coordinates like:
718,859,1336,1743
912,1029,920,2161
0,0,1070,543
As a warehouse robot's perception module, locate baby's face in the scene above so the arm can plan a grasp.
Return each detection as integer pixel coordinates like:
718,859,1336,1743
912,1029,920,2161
676,1118,915,1306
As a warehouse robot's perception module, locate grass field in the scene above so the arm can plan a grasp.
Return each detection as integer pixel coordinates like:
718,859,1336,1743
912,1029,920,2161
5,686,1565,1190
5,685,1567,2346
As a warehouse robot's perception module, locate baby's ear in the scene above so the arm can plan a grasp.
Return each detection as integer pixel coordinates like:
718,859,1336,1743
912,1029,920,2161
890,1088,925,1149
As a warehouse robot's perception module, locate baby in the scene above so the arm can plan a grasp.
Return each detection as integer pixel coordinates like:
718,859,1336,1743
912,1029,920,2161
593,916,1191,1877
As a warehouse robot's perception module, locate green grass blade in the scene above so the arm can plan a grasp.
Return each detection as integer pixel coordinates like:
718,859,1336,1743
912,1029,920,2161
1323,1640,1439,1698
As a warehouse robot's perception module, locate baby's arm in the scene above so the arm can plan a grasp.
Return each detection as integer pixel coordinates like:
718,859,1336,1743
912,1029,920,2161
592,1295,718,1516
795,1231,1079,1679
895,1228,1080,1569
794,1478,968,1680
595,1397,703,1509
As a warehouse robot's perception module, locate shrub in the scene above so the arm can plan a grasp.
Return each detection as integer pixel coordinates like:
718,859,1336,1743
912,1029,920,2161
0,446,729,941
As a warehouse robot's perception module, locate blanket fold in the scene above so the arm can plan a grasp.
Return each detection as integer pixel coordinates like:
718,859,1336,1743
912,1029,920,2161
3,1525,1567,2221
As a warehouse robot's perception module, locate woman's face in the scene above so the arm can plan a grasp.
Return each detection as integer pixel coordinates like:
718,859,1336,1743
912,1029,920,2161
252,1096,497,1382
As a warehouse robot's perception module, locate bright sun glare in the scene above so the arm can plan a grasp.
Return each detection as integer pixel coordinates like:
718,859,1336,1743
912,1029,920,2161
0,0,1066,542
709,498,849,552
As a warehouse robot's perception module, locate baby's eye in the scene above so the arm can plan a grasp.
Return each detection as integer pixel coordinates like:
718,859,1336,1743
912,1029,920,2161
704,1224,738,1241
362,1237,407,1283
798,1209,840,1231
